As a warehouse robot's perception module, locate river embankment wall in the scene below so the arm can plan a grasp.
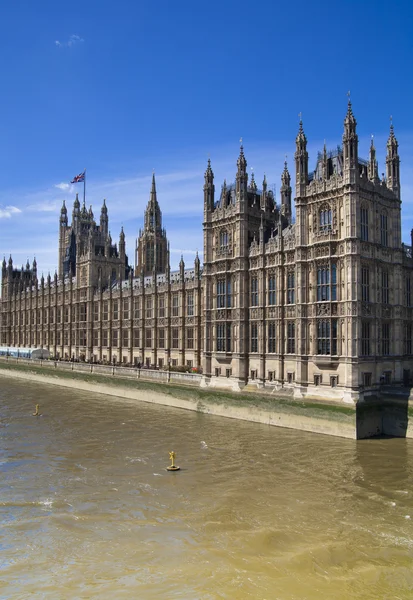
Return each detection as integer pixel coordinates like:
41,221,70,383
0,360,360,439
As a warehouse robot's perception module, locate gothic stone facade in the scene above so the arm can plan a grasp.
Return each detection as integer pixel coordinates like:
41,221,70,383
1,102,413,402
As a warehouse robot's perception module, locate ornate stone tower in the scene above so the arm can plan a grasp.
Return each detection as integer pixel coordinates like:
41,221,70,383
135,174,168,276
202,142,277,389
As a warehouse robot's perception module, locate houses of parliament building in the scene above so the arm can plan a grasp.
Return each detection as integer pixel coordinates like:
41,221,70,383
1,101,413,403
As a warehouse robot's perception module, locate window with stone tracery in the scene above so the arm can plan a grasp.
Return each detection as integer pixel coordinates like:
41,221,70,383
380,212,388,247
317,319,337,355
360,206,369,241
317,264,337,301
219,230,229,250
319,206,332,232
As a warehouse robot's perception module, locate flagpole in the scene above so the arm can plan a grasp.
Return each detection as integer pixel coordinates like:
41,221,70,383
84,169,86,206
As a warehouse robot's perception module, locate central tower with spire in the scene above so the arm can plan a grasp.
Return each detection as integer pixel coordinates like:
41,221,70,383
135,174,168,276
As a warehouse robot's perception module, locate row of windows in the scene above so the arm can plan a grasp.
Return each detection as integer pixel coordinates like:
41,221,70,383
361,322,413,356
362,269,412,305
360,207,389,246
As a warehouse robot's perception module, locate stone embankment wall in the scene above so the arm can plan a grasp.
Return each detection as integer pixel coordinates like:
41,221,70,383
0,358,359,439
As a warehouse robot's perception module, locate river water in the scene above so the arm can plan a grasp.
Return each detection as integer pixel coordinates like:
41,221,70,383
1,378,413,599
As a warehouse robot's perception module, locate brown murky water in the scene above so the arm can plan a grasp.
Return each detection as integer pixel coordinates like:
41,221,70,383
1,378,413,599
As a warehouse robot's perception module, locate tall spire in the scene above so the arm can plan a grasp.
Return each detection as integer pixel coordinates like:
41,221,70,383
144,173,162,232
386,117,400,199
281,159,292,219
368,135,379,182
136,172,168,277
60,199,68,227
100,198,108,235
236,138,248,199
150,172,157,206
342,93,358,184
204,157,215,214
295,115,308,197
237,138,247,174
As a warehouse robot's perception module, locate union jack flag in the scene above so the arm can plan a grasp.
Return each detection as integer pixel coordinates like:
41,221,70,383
71,170,85,183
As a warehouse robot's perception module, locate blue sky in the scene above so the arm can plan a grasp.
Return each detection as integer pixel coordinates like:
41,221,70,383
0,0,412,275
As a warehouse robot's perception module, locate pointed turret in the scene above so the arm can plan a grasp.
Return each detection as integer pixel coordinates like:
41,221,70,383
194,250,200,276
119,226,125,262
322,142,328,180
386,119,400,199
280,159,292,219
295,117,308,197
144,173,162,231
72,193,80,231
179,254,185,281
236,139,248,199
136,173,168,276
342,97,358,184
100,199,108,235
368,135,379,182
204,158,215,214
250,170,257,192
60,199,68,227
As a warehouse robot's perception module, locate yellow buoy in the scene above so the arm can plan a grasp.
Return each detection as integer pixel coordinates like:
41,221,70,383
166,450,180,471
32,404,41,416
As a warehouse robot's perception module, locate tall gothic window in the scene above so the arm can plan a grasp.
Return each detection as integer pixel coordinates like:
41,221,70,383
251,323,258,352
319,206,332,232
287,322,295,354
361,321,370,356
133,298,140,319
268,321,276,353
217,279,226,308
123,298,129,320
226,280,231,308
381,270,389,304
158,296,165,318
187,292,194,316
360,207,369,241
317,264,337,301
380,213,388,247
404,323,412,355
406,277,411,307
251,277,258,306
172,294,179,316
361,267,370,302
381,323,390,355
287,272,295,304
219,230,229,250
158,328,165,349
186,328,194,350
216,323,231,352
268,275,276,305
317,319,338,355
145,297,152,318
172,328,179,349
112,301,118,320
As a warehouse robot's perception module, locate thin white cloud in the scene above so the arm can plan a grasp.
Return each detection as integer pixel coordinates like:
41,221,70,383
55,34,84,48
26,201,60,213
55,182,71,191
0,206,21,219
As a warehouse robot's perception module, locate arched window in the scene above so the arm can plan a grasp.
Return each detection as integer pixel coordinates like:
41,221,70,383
319,206,332,231
380,212,388,247
360,205,369,241
317,319,338,355
219,230,229,250
317,263,337,301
